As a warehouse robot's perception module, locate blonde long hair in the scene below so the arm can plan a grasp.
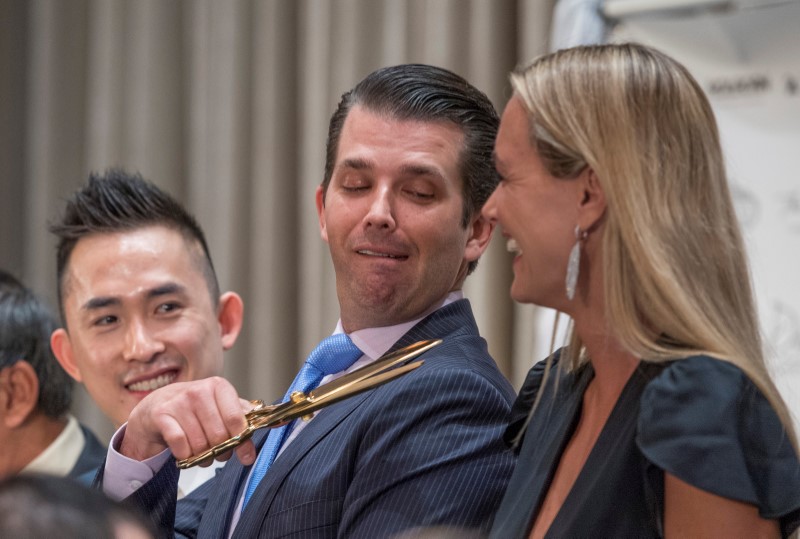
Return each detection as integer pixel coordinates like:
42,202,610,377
511,43,797,447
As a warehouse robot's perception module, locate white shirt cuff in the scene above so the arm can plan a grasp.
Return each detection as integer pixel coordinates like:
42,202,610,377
102,423,172,501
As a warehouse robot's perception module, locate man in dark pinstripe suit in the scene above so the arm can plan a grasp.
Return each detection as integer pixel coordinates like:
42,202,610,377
100,64,516,538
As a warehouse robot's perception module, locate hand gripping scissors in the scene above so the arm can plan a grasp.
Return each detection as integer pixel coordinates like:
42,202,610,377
176,338,441,468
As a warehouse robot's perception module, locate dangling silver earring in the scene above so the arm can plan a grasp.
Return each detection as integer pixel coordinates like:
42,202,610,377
565,225,588,300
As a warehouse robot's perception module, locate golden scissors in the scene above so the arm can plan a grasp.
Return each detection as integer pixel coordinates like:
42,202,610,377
176,338,441,469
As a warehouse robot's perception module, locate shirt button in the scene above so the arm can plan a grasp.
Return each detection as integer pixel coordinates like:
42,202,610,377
130,480,142,489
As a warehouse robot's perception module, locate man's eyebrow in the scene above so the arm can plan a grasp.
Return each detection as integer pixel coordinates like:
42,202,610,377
82,297,120,311
337,158,444,181
398,163,444,180
338,157,372,171
80,283,186,312
147,283,186,299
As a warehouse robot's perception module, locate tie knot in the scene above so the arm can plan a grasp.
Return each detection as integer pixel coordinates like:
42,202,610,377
306,333,362,376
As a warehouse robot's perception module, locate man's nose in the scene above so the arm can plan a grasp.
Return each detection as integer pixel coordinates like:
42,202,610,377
122,318,165,362
364,187,396,230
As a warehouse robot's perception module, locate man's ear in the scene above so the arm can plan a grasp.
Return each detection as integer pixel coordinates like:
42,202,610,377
50,329,82,382
218,292,244,351
576,167,607,231
316,185,328,243
0,361,39,428
464,213,495,264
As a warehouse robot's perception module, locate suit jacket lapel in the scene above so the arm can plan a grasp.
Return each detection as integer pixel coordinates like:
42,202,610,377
232,299,475,535
393,299,475,351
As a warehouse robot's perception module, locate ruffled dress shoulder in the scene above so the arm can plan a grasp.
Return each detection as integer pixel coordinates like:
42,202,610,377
637,355,800,536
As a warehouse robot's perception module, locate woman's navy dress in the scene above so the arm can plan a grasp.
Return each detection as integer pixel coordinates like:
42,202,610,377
489,351,800,538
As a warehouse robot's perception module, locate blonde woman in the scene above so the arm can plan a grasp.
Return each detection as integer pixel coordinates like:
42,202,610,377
484,43,800,538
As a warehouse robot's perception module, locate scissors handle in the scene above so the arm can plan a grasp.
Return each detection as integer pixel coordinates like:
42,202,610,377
175,339,440,469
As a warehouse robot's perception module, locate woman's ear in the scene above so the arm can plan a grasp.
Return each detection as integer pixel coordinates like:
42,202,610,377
577,167,606,231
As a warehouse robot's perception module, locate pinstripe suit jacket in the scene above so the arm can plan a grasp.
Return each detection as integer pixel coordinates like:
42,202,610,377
129,299,516,538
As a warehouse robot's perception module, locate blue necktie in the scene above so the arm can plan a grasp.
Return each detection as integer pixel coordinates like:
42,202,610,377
242,333,362,506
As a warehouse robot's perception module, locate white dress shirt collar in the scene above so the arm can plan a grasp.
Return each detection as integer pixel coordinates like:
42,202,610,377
23,414,85,477
336,290,463,364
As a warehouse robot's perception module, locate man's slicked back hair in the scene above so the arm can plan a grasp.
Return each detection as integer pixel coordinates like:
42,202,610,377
323,64,500,274
50,169,220,322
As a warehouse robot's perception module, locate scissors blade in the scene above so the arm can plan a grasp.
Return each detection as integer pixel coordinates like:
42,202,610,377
241,339,441,430
175,338,440,469
281,360,424,420
176,360,425,469
307,338,441,402
265,339,440,424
